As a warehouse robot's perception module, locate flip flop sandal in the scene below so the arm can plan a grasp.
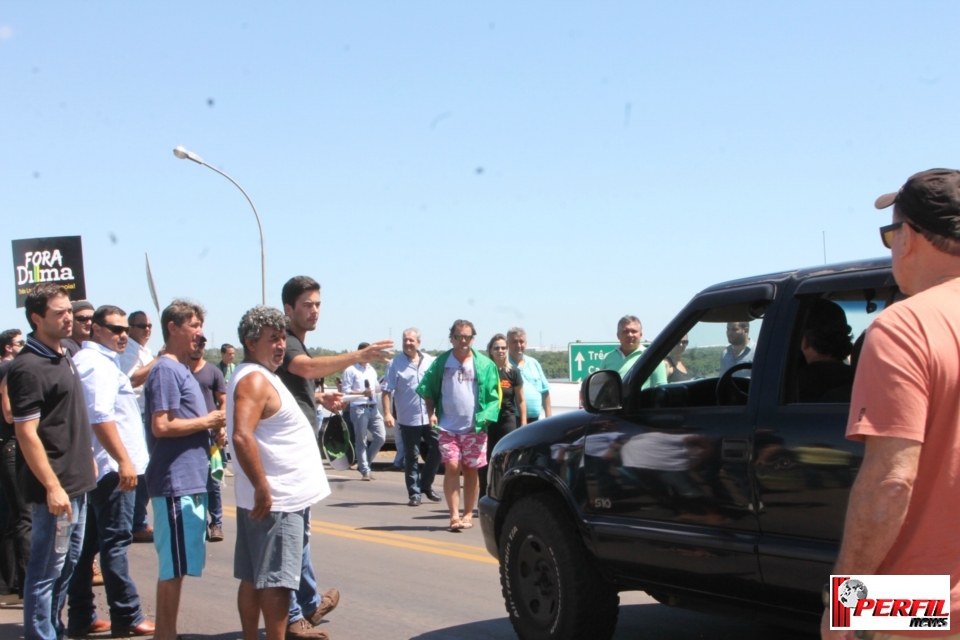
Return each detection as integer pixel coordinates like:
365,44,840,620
449,518,464,531
460,516,474,529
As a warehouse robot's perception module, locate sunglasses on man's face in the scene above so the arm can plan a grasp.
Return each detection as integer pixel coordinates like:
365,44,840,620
13,339,25,347
74,316,94,324
97,322,130,336
879,220,921,249
452,334,474,342
131,323,152,330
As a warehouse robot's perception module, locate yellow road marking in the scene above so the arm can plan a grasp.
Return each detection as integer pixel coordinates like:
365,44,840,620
220,506,497,565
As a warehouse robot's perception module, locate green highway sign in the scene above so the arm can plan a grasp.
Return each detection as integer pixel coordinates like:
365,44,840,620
568,343,619,382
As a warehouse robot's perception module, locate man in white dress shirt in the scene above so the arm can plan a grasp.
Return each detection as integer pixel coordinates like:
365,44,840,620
119,310,160,543
228,306,333,640
341,343,386,481
67,305,154,637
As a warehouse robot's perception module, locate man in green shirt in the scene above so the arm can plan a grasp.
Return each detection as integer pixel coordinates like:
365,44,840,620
600,315,667,388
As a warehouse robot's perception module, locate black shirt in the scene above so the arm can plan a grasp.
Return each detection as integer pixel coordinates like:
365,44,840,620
276,329,317,429
797,360,854,403
7,335,96,503
498,365,523,419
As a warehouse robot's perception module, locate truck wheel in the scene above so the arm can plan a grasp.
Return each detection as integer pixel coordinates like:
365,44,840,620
499,493,619,640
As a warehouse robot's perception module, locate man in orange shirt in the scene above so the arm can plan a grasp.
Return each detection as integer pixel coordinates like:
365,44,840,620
822,169,960,640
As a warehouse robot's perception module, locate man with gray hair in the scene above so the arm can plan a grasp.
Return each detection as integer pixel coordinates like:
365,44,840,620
227,306,332,640
600,315,667,387
382,329,439,506
507,327,551,424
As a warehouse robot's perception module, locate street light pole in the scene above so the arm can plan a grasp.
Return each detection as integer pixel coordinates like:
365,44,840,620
173,145,267,305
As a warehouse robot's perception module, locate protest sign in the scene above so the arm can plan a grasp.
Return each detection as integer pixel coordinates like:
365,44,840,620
11,236,87,307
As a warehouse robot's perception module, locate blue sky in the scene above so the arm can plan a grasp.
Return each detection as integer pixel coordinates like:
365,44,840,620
3,2,959,353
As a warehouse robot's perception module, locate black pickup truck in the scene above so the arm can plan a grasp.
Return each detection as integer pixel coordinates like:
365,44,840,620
479,257,901,640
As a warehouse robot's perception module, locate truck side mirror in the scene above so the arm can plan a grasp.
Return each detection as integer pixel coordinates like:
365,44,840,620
582,370,623,413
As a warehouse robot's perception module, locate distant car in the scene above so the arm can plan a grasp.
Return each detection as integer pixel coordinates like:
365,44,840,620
480,257,898,639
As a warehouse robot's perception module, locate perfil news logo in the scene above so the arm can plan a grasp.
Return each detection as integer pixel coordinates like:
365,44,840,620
830,575,951,631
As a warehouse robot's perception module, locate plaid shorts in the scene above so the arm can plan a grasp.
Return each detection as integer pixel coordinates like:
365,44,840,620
438,430,488,468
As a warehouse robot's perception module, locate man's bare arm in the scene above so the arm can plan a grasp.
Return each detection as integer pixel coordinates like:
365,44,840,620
231,372,275,519
542,391,552,418
383,392,394,428
0,377,11,425
215,391,226,410
91,421,137,491
286,340,394,380
15,418,72,517
152,409,225,438
833,435,921,574
424,397,438,427
129,356,159,388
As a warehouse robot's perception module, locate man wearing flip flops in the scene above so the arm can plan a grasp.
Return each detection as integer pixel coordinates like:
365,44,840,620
416,320,501,531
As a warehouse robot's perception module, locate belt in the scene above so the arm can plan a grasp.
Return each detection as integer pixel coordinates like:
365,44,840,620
355,403,377,408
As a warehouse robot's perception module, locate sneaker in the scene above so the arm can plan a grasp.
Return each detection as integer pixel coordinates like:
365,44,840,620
407,495,422,507
208,524,224,542
285,618,329,639
361,473,372,481
305,588,340,625
424,489,442,502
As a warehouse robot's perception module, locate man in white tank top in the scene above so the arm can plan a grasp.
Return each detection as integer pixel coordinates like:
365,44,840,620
226,307,331,640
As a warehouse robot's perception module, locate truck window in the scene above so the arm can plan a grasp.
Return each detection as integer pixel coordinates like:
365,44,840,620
636,299,770,409
781,287,898,405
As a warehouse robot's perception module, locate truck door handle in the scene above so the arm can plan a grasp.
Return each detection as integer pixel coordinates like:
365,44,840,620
721,438,750,462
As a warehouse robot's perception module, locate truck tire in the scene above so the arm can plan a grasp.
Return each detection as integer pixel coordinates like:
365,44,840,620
499,493,619,640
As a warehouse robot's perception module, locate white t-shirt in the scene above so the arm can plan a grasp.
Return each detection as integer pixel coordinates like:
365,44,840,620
226,362,330,512
439,356,478,435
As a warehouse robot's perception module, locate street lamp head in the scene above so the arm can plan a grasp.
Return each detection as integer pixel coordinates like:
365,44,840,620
173,145,204,164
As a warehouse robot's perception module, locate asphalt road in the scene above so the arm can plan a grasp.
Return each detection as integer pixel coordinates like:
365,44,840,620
0,454,815,639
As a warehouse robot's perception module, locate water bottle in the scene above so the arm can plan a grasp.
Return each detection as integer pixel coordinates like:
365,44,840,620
55,512,70,553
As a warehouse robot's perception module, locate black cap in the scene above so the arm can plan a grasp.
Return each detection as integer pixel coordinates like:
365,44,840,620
875,169,960,240
358,342,370,350
71,300,94,313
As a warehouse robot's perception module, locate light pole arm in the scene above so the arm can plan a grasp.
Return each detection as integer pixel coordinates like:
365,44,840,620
197,161,267,306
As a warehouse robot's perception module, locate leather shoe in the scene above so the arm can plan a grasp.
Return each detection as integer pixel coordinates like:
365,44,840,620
208,524,224,542
424,489,442,502
67,619,111,638
407,494,422,507
111,620,156,637
304,588,340,625
131,527,153,543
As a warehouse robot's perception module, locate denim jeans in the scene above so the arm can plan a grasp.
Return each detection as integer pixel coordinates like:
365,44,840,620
400,424,441,498
132,476,149,533
0,437,32,596
24,495,87,640
67,473,144,632
351,405,385,476
288,506,321,624
207,477,222,528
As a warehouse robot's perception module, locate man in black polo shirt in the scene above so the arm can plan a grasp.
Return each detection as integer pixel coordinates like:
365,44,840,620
275,275,392,639
7,284,97,640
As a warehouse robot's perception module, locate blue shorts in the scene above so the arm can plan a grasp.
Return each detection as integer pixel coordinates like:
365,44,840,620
152,494,207,580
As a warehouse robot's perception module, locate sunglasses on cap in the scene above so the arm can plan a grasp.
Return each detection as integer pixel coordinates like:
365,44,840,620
879,220,922,249
96,322,129,336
